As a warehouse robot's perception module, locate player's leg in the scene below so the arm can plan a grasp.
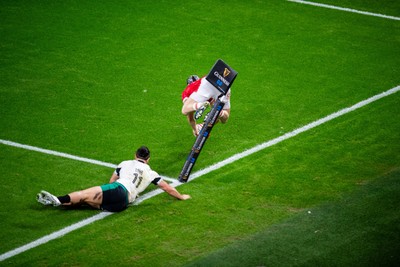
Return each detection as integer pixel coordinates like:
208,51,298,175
37,187,102,209
66,186,103,209
181,97,209,116
185,111,198,136
182,97,209,136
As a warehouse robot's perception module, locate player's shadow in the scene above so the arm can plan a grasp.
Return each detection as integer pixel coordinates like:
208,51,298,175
31,200,155,212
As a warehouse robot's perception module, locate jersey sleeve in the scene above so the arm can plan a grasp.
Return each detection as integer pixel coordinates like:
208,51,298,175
114,161,126,176
150,170,163,185
182,78,202,101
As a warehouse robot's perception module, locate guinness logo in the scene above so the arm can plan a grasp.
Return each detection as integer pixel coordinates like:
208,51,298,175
223,68,230,77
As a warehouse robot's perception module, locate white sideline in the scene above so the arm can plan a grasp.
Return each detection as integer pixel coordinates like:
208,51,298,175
0,140,176,182
0,140,117,168
288,0,400,21
189,86,400,180
0,85,399,261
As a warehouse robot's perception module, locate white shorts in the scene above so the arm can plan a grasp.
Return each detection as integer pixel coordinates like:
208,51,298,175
190,78,231,109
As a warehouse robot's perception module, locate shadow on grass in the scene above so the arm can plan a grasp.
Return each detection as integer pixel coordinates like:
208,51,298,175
186,168,400,267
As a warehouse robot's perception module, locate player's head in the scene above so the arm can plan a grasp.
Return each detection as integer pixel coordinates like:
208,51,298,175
136,146,150,161
187,75,199,85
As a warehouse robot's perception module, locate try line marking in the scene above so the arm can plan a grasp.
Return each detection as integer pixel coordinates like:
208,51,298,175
0,140,176,183
0,85,399,261
288,0,400,21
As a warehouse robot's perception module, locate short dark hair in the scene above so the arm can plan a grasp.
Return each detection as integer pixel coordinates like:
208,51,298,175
187,75,199,85
136,146,150,160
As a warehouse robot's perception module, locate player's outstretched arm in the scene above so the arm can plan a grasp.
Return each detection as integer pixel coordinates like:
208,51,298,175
109,172,119,183
218,109,230,124
158,180,191,200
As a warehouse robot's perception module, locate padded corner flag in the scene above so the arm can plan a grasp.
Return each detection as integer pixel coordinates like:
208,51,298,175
205,59,238,95
178,98,225,183
179,59,237,183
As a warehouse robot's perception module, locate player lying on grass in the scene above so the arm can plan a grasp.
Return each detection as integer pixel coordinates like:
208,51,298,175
182,75,231,136
37,146,190,212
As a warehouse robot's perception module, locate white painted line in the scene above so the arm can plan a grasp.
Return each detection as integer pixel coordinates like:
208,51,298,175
0,179,182,262
288,0,400,21
188,86,400,180
0,140,117,168
0,180,182,262
0,139,176,183
0,85,399,261
0,212,113,261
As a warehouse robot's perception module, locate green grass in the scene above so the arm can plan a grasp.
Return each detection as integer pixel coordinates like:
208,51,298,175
1,0,399,266
186,169,400,267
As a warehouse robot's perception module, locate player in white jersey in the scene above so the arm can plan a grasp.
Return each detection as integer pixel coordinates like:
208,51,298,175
37,146,190,212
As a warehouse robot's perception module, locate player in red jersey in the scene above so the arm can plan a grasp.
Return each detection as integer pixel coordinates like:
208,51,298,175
181,75,231,136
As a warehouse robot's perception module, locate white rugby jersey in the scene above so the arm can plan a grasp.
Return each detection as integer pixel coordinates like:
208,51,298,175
114,160,162,203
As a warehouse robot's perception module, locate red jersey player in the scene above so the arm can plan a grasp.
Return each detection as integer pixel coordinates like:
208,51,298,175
181,75,231,136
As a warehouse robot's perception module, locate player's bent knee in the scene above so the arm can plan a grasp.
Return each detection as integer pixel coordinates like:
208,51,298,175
182,102,192,115
182,107,189,116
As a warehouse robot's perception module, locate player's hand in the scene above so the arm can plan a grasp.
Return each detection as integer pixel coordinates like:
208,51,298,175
180,194,191,200
193,123,203,137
